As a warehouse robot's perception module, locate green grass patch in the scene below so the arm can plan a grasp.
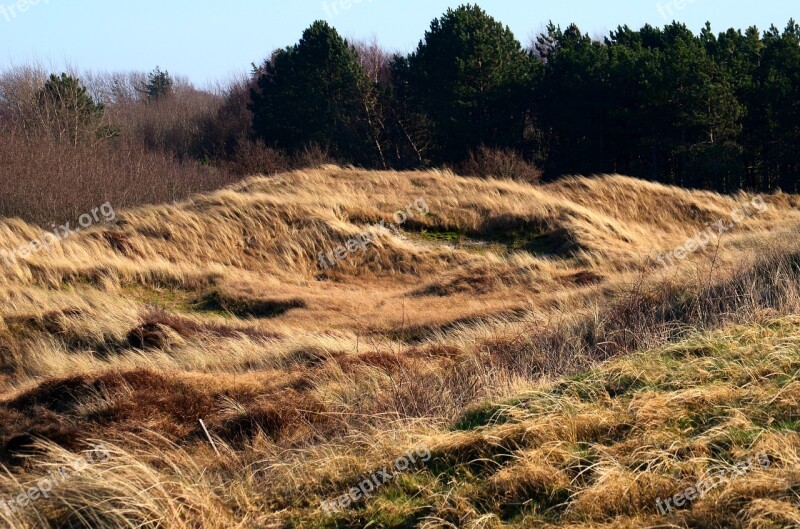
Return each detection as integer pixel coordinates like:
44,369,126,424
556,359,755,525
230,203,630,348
453,402,515,431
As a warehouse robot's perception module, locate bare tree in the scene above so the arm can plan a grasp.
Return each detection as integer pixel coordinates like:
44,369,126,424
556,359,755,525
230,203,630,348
353,36,392,85
0,65,47,137
351,36,394,168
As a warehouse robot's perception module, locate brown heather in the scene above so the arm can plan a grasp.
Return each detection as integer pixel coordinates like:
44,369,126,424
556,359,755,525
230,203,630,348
0,166,799,528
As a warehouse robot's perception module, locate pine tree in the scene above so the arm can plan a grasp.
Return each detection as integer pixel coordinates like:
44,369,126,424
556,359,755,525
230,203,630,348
142,67,174,102
406,4,535,163
249,21,377,165
535,23,611,176
757,21,800,191
37,73,105,145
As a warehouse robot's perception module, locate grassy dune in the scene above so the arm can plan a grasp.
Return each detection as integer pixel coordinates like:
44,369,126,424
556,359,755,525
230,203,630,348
300,317,800,528
0,167,799,528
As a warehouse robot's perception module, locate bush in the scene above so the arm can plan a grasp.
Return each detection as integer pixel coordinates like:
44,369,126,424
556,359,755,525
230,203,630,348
223,140,289,176
110,86,221,159
291,143,338,168
0,67,259,224
459,146,542,183
0,130,239,225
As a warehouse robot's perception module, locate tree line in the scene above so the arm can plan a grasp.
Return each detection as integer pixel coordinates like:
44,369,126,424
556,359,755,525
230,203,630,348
2,3,799,209
250,5,800,192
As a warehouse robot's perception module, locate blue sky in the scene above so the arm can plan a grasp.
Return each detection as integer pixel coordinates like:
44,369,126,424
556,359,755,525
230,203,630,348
0,0,796,87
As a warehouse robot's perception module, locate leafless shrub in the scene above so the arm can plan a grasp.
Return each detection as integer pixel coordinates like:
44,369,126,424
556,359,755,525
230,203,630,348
222,140,289,176
110,86,221,158
0,65,255,223
292,143,337,168
0,130,238,225
194,75,255,161
460,145,543,183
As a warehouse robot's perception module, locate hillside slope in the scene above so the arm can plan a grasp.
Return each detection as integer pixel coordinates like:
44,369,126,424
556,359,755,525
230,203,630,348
1,167,796,377
0,167,799,528
290,316,800,528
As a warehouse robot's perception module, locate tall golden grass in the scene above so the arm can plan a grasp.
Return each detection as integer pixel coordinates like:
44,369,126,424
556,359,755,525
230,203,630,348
0,167,798,527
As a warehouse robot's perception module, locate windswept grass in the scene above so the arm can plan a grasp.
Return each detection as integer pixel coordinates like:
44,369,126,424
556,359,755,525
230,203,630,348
285,316,800,528
0,167,798,528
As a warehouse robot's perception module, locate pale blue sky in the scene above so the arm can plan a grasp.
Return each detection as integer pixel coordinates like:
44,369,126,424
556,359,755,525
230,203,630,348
0,0,796,87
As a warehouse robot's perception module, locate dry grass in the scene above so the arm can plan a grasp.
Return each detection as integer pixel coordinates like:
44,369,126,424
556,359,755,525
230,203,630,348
294,316,800,528
0,167,799,528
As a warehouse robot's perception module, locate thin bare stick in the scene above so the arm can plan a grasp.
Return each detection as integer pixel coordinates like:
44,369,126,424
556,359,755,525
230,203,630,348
198,419,220,457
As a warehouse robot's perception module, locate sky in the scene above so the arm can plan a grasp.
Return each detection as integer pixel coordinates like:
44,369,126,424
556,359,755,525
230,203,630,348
0,0,797,87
